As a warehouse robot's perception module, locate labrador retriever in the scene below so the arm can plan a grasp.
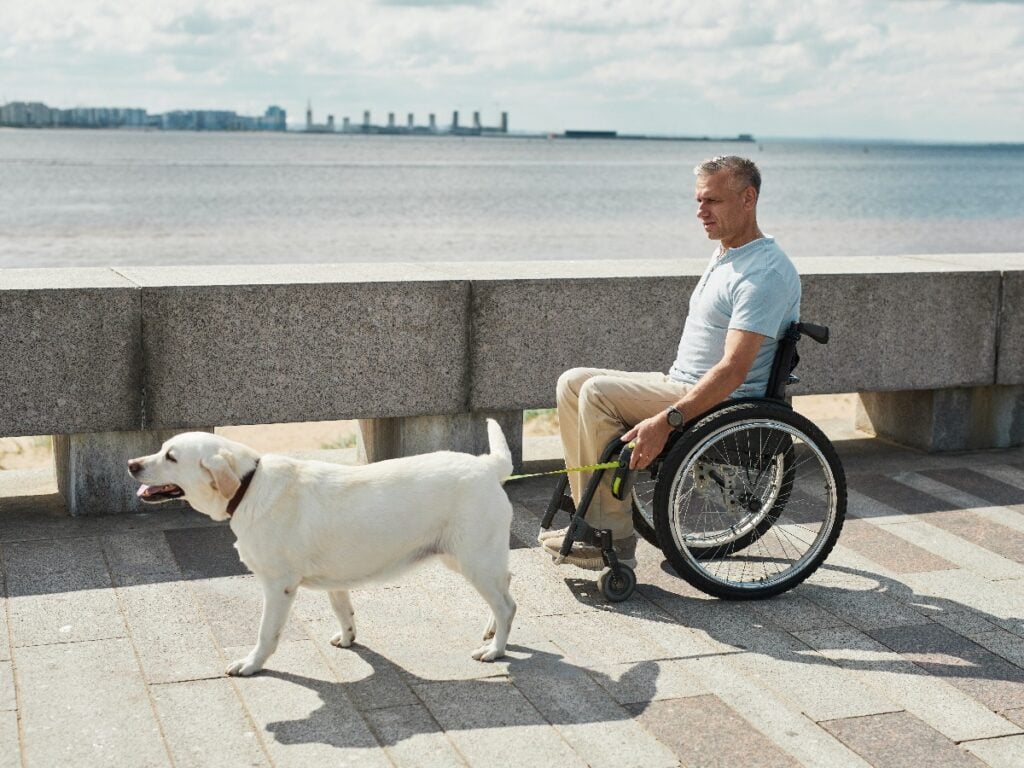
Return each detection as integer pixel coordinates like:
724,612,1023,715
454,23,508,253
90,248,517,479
127,419,516,676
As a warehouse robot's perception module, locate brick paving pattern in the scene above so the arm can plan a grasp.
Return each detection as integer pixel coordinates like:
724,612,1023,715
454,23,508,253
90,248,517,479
2,438,1024,766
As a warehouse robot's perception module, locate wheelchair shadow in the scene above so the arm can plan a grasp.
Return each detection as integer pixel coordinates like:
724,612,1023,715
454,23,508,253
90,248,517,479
566,557,1024,689
262,643,662,749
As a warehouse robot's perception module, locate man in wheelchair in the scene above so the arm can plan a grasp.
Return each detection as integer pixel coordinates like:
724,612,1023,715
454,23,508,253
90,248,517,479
542,155,801,570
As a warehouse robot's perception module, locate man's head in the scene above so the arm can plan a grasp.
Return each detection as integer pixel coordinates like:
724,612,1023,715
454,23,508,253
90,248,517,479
694,155,763,249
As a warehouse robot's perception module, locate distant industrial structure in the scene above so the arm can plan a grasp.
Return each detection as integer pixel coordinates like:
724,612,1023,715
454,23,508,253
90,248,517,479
303,104,512,136
307,104,509,136
0,101,288,131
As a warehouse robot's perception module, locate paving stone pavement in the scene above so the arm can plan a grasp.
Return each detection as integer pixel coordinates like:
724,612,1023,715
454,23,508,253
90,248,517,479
2,436,1024,767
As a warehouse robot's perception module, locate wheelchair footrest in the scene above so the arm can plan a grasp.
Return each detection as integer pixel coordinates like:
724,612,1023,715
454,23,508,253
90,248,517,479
555,518,615,559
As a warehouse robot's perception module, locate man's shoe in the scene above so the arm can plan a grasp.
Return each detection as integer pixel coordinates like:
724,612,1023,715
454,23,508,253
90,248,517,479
537,526,569,544
542,533,637,570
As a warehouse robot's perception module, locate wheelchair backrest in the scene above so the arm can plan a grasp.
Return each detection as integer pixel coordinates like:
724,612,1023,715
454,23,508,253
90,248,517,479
658,321,831,460
764,322,830,401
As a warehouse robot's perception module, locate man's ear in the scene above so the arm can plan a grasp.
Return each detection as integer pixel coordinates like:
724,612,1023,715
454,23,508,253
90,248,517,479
200,451,241,500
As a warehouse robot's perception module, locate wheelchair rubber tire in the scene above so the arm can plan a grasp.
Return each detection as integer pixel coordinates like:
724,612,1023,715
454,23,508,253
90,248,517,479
653,402,845,600
598,565,637,602
631,479,661,548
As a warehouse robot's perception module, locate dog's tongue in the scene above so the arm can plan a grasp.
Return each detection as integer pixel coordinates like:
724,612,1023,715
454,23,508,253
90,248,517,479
137,484,176,498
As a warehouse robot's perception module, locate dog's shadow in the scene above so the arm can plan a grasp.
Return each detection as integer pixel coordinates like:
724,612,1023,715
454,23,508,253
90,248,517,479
262,643,660,749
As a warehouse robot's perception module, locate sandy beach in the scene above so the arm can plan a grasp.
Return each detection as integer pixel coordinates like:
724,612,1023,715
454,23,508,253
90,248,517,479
0,394,861,472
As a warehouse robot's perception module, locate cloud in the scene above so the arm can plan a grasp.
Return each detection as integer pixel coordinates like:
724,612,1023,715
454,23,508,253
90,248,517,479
164,9,254,36
377,0,493,5
0,0,1021,141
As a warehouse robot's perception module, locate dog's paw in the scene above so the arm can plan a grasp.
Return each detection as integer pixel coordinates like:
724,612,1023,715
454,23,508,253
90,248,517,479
226,657,263,676
471,643,505,662
330,630,356,648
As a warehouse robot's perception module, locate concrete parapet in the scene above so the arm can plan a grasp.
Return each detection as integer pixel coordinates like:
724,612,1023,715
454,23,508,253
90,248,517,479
117,266,470,428
796,261,1000,394
856,386,1024,452
469,272,694,410
3,254,1024,515
0,269,141,437
997,270,1024,384
357,410,523,470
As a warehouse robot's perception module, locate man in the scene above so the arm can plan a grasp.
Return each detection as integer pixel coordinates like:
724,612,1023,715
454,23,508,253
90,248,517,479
542,155,801,569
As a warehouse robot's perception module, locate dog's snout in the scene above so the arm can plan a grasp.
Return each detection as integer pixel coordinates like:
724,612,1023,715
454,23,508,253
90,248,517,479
128,459,143,475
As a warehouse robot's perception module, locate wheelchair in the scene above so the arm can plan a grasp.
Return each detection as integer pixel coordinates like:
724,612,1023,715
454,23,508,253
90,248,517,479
539,321,847,603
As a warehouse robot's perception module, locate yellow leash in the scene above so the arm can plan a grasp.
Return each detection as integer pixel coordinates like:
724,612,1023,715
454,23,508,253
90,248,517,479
506,460,619,482
506,439,636,484
506,439,638,500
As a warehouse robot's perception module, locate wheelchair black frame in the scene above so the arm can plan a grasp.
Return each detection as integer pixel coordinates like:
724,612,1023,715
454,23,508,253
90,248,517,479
539,321,831,595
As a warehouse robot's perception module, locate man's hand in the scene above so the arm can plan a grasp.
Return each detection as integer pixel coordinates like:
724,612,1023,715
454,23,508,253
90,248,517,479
622,413,673,470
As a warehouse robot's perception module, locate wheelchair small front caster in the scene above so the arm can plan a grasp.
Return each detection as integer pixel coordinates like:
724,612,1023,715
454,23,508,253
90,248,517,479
598,565,636,602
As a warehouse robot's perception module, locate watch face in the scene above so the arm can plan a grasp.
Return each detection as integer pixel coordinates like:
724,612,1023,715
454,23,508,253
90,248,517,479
667,408,684,428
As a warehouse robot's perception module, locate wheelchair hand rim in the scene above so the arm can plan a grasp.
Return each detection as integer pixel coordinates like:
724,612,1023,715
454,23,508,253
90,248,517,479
665,417,840,593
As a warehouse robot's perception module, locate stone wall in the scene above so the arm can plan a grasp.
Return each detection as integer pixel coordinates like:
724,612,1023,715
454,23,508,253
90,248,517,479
2,253,1023,514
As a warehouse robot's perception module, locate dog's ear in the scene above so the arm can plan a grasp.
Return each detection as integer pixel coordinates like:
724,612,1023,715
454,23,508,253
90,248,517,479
200,451,241,499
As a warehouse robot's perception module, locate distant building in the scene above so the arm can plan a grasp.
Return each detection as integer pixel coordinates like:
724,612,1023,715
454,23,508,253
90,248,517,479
0,102,153,128
0,101,287,131
262,106,287,131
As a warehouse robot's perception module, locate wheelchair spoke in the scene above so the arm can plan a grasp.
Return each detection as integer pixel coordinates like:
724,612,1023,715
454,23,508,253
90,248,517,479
657,406,845,597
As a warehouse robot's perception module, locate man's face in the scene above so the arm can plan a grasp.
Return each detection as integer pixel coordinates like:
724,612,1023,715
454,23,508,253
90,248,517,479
694,171,756,246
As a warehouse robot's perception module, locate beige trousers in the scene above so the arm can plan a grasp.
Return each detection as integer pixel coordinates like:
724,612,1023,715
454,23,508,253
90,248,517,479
556,368,692,539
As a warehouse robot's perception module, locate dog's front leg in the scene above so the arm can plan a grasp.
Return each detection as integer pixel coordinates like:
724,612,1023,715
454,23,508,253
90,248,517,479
226,579,298,676
328,589,356,648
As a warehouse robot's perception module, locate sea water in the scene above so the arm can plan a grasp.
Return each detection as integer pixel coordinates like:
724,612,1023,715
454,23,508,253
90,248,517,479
1,128,1022,269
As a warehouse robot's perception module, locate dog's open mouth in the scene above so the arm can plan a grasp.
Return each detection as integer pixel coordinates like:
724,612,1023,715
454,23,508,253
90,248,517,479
136,484,185,503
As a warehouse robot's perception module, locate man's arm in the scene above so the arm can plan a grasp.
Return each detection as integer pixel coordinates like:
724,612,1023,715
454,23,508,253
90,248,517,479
623,328,767,469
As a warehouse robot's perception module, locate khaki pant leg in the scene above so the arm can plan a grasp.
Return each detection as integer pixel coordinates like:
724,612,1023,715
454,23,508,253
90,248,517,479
558,368,690,539
557,368,663,502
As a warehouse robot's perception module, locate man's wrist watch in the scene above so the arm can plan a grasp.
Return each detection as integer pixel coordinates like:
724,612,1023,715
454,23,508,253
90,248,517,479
665,406,685,430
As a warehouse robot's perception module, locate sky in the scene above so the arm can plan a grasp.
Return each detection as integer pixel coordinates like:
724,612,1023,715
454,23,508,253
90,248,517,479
1,0,1022,143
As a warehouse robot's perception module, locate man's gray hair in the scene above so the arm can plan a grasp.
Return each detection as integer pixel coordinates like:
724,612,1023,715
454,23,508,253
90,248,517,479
694,155,761,195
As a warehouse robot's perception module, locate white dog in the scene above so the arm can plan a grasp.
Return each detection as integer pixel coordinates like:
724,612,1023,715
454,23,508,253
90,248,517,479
128,420,516,676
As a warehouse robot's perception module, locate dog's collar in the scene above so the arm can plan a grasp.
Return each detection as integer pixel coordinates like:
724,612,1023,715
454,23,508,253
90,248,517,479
226,460,259,518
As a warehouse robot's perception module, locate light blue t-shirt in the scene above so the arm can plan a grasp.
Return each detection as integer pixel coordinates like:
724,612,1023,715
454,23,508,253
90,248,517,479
668,236,800,399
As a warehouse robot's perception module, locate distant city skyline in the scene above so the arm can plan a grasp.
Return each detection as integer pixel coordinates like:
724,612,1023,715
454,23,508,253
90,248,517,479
0,100,515,136
2,1,1022,144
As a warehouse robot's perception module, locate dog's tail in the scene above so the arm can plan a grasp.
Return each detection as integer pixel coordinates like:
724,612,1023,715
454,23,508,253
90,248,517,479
485,418,514,482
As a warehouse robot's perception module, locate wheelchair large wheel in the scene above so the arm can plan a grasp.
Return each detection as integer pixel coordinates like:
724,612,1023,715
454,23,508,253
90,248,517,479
653,402,845,599
631,475,661,548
